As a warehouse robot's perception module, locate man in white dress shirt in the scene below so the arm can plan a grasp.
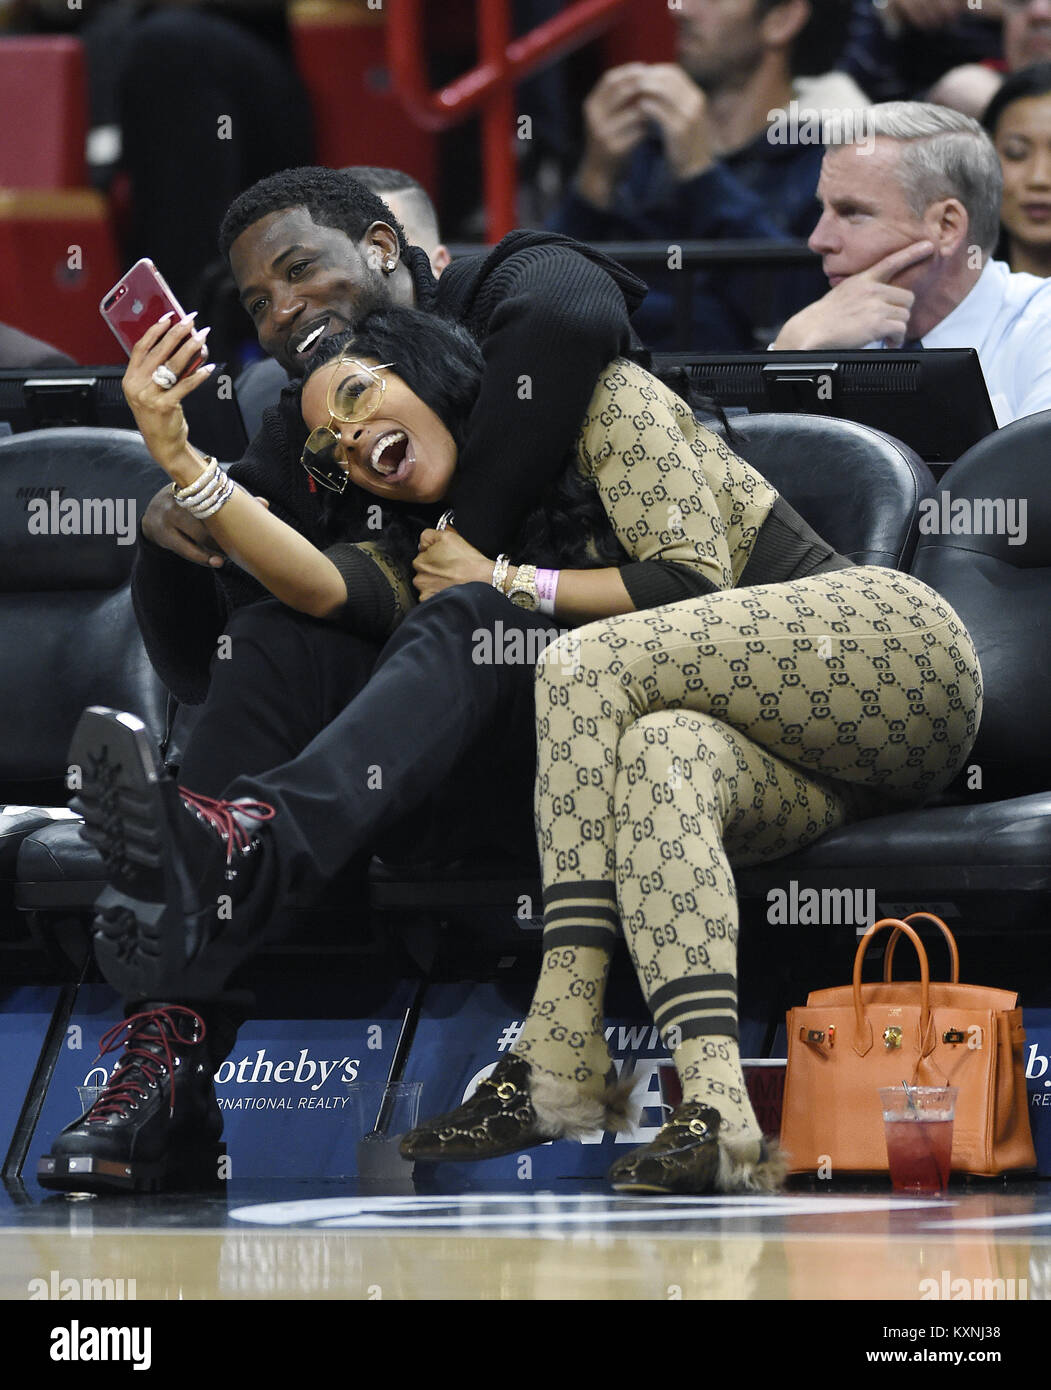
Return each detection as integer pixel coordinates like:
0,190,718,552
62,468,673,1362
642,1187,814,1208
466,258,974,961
771,102,1051,425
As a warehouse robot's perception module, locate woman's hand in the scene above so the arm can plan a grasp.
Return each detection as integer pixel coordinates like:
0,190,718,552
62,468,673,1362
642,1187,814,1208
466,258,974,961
412,526,494,600
122,311,214,476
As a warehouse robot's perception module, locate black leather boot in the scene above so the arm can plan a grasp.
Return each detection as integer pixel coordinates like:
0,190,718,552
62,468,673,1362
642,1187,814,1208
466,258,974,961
37,1004,225,1194
69,705,275,1000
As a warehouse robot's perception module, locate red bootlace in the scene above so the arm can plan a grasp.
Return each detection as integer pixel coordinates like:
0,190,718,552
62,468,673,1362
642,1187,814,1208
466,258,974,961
178,789,276,865
85,1006,207,1122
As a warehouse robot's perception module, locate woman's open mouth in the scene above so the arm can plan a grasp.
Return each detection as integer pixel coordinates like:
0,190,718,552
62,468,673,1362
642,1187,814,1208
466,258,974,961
367,430,414,485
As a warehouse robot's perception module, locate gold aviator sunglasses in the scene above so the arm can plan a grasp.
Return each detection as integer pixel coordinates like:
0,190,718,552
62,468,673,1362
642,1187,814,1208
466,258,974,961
301,354,395,493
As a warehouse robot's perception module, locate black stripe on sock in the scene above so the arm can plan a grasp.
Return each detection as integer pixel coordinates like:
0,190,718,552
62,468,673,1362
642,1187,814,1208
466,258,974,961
675,1017,740,1043
543,902,620,927
655,995,739,1025
541,925,618,953
649,973,737,1014
542,880,617,909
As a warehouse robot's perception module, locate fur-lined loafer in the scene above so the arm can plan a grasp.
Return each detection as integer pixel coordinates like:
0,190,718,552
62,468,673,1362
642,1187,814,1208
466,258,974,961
608,1102,787,1195
400,1053,636,1163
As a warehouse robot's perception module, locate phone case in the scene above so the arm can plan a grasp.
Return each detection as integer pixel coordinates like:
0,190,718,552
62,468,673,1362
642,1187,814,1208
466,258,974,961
99,258,203,374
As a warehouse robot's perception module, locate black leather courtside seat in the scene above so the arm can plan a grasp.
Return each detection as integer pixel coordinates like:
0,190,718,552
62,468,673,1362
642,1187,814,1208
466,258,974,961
734,409,1051,933
1,428,168,960
708,412,934,569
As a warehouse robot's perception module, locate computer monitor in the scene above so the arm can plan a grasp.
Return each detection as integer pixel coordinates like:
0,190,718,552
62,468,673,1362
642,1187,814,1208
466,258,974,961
0,365,249,462
655,348,998,464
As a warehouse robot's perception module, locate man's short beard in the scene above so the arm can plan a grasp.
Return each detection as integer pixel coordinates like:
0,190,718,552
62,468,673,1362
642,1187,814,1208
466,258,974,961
279,275,393,376
680,40,765,96
350,276,395,327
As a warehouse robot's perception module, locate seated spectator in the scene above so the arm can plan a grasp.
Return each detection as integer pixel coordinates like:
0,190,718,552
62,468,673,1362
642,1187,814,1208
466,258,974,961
982,62,1051,276
118,1,313,307
0,320,74,368
13,0,314,308
841,0,1003,110
1003,0,1051,70
234,167,451,438
771,101,1051,424
341,167,450,279
925,63,1005,121
548,0,866,350
926,0,1051,117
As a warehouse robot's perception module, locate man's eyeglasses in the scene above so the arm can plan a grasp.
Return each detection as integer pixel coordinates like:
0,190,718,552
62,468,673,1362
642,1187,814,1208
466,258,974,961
301,354,395,493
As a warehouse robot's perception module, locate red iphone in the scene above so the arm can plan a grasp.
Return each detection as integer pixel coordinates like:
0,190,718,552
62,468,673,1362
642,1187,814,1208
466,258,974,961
99,258,204,375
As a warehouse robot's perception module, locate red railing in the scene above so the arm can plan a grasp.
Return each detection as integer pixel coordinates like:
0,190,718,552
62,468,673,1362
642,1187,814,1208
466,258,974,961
387,0,633,240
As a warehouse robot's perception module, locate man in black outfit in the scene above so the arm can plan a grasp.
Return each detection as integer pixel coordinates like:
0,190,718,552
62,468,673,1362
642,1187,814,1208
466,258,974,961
38,167,648,1194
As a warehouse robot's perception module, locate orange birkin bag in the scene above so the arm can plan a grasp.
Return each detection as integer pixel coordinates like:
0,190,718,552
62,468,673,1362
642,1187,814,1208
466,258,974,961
779,913,1036,1176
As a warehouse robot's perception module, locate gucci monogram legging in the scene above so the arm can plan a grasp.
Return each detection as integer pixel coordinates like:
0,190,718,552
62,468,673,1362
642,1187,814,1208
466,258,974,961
514,565,983,1144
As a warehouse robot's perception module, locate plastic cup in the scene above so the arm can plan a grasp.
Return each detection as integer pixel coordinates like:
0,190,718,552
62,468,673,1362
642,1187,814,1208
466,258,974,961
346,1081,422,1186
879,1085,957,1195
76,1085,105,1113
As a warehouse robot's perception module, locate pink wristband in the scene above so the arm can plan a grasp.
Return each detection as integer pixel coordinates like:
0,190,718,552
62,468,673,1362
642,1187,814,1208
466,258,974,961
536,568,560,616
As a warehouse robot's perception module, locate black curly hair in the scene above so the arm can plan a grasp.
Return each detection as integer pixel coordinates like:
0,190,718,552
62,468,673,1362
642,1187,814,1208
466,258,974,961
218,166,410,261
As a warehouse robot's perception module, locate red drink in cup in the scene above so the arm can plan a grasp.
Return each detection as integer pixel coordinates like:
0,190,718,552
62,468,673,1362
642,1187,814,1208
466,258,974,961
879,1086,957,1195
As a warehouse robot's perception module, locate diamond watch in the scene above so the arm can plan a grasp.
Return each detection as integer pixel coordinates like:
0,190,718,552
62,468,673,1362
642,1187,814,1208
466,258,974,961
505,563,540,610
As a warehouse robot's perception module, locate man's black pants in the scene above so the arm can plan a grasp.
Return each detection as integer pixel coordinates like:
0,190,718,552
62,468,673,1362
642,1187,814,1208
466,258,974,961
165,584,560,1022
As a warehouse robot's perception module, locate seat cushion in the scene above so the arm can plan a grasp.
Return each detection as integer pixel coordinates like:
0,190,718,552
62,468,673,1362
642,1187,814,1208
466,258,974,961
15,818,104,910
369,855,540,911
369,795,1051,925
0,807,68,883
735,792,1051,897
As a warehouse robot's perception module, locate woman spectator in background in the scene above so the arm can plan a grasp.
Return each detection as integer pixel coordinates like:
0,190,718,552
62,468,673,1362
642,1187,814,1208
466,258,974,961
983,63,1051,277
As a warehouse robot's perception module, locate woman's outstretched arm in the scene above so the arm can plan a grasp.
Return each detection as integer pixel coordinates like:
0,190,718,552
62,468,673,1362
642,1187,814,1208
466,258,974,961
123,313,349,617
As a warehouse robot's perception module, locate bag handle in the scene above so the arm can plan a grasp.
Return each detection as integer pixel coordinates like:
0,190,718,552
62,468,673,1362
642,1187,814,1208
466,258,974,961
883,911,960,983
853,918,931,1056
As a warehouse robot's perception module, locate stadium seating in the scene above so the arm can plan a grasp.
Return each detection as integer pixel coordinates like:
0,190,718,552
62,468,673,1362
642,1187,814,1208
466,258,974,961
0,37,123,362
13,411,1051,987
7,408,1050,1183
0,38,88,189
289,0,437,187
0,428,168,969
732,408,1051,939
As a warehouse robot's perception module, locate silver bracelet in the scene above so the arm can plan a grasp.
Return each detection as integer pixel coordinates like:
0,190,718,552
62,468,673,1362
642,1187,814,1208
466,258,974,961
171,456,220,503
492,554,511,594
187,473,235,519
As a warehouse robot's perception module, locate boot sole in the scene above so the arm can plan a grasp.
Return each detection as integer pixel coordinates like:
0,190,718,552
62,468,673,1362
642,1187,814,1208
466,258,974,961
69,707,190,998
37,1142,227,1196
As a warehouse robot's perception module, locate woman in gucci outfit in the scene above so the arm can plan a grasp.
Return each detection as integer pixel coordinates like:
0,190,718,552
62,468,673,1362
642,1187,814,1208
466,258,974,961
402,360,983,1195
